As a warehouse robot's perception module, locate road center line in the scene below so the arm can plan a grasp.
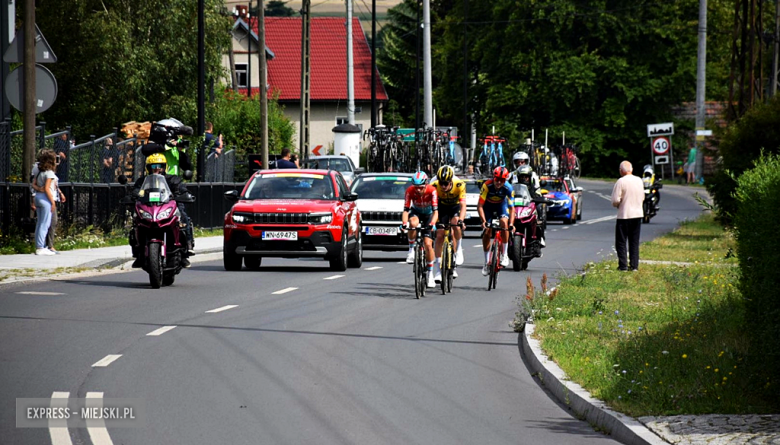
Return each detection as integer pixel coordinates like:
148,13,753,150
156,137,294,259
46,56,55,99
92,355,122,368
86,392,115,445
324,275,345,280
17,291,64,295
273,287,298,295
205,305,238,313
146,326,177,336
582,215,617,225
364,266,383,271
49,392,72,445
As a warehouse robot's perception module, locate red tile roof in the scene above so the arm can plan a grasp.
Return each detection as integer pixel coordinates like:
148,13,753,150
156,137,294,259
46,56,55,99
251,17,388,102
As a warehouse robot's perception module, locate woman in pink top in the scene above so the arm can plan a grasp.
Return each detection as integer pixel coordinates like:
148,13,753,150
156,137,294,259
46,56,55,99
611,161,645,271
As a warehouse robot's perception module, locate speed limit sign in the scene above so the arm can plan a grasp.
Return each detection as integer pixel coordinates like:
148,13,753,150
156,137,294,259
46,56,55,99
652,136,670,155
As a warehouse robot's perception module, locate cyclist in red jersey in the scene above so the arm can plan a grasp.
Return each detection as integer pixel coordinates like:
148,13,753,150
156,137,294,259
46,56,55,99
401,171,439,288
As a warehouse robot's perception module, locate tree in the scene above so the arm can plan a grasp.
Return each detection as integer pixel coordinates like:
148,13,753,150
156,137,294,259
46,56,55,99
265,1,296,17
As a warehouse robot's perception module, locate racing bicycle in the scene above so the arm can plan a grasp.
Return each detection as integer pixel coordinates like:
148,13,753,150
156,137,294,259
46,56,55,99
436,221,461,295
484,218,509,291
401,224,432,299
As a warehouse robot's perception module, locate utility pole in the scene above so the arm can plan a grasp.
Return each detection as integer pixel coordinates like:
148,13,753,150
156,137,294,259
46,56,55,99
346,0,355,125
422,0,432,128
197,0,205,181
259,0,268,170
0,0,13,122
694,0,707,182
772,0,779,97
300,0,311,158
247,10,252,99
463,0,468,156
371,0,376,128
22,0,35,183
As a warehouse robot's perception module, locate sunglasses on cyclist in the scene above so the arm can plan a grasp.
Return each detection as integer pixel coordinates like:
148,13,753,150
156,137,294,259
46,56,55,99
149,164,166,171
439,181,452,188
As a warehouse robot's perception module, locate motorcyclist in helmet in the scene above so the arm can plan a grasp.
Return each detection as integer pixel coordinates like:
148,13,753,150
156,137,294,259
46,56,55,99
642,164,660,211
515,165,547,248
141,118,194,176
510,151,540,189
130,153,194,268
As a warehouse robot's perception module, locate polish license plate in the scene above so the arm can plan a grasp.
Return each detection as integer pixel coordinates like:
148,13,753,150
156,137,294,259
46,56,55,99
365,226,398,236
262,231,298,241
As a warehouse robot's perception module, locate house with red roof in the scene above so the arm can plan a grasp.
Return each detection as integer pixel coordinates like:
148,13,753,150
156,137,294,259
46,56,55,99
225,14,388,156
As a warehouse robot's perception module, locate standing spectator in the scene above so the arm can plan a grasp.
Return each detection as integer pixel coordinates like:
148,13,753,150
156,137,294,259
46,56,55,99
687,146,697,184
32,151,58,256
203,121,223,157
32,158,66,254
290,154,299,168
101,138,116,183
275,148,297,169
53,133,70,182
611,160,644,271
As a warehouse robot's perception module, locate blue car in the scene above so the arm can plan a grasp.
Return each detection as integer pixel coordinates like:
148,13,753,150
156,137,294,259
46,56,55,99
540,177,578,225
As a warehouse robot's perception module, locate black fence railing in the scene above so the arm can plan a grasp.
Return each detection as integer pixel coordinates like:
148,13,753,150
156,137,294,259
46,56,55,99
0,181,245,238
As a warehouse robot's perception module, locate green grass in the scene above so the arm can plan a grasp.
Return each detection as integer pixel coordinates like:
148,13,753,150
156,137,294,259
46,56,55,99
516,212,776,416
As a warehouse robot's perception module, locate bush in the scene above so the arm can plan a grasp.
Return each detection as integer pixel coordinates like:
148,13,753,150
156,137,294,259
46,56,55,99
733,152,780,384
707,96,780,223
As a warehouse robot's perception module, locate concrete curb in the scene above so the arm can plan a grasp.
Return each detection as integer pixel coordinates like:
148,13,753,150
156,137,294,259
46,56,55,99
522,324,668,445
90,247,224,270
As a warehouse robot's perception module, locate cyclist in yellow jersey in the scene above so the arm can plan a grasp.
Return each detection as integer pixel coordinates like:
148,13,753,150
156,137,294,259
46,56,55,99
430,166,467,282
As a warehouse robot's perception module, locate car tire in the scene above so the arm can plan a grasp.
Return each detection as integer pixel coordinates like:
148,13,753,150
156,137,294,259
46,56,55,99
347,230,363,268
244,256,262,270
329,228,348,271
223,245,243,271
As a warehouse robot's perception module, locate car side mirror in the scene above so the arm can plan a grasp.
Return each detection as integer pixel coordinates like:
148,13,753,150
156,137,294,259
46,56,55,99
576,186,584,192
344,193,358,202
354,167,365,175
182,170,194,180
224,190,239,203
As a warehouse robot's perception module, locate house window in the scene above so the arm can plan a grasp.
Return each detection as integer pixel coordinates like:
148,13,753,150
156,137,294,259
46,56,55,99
235,63,247,88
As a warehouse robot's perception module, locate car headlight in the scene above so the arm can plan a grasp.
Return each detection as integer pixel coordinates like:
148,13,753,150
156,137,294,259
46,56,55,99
232,212,252,224
551,200,567,207
157,208,173,220
138,209,153,220
309,212,333,224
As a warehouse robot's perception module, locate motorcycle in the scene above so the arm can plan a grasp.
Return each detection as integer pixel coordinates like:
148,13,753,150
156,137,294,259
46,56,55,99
509,184,548,271
642,179,662,224
121,174,195,288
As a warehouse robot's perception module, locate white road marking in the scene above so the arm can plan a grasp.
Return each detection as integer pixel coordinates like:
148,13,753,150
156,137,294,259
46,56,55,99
86,392,114,445
17,291,64,295
206,305,238,313
591,192,612,201
49,392,72,445
272,287,298,295
473,244,482,248
324,275,345,280
582,215,617,225
146,326,177,336
92,355,122,368
396,261,407,264
364,266,383,271
562,227,570,230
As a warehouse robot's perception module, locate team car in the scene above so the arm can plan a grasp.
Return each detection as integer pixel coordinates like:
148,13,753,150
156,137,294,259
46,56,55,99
461,176,484,230
349,173,414,251
563,176,584,221
300,155,364,185
540,176,579,224
223,169,362,271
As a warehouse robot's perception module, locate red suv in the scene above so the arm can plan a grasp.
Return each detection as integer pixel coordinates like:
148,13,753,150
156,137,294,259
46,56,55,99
223,169,362,271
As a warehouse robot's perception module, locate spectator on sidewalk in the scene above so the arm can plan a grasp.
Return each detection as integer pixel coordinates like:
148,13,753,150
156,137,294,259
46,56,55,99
32,151,58,256
611,160,644,271
101,137,116,183
204,122,223,157
275,148,297,169
687,146,697,184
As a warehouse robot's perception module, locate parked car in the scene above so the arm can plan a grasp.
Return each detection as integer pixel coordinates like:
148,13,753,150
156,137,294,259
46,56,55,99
223,169,362,271
300,155,364,185
462,176,485,231
350,173,414,251
563,176,584,220
540,176,578,224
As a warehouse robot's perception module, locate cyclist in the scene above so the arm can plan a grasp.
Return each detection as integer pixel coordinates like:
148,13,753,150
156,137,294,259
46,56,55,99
510,151,540,189
478,167,515,275
515,165,547,248
402,171,439,288
431,166,466,283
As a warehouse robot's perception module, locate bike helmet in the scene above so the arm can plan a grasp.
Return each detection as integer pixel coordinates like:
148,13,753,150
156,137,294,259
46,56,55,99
493,166,510,181
516,165,533,184
145,153,167,174
436,165,454,183
411,171,429,186
512,151,530,166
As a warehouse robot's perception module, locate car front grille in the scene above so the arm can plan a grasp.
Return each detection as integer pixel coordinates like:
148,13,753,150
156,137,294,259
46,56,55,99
362,211,403,222
252,212,309,224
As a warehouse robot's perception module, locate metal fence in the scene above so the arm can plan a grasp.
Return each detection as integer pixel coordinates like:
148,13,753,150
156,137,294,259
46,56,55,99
205,149,236,182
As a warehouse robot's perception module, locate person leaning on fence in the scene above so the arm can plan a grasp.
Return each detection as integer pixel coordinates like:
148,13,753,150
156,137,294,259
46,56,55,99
611,160,645,271
203,122,223,158
101,137,116,183
31,151,59,256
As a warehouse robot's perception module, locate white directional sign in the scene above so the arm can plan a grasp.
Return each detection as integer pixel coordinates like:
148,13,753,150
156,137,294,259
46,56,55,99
647,122,674,138
651,136,670,155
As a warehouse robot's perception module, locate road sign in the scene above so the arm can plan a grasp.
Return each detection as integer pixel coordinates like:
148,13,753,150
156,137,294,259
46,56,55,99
3,24,57,63
696,129,712,136
654,156,669,164
311,145,323,156
647,122,674,137
4,64,58,113
651,136,670,155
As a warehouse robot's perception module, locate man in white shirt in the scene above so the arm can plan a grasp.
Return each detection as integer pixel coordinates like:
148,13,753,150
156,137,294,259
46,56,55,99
611,160,644,271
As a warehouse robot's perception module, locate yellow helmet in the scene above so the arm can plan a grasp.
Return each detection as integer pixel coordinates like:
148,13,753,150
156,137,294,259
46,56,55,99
437,165,454,183
145,153,167,174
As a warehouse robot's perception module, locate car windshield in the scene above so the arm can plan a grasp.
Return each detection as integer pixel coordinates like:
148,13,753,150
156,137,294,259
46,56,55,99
541,180,566,193
138,174,172,204
465,182,481,194
244,173,336,200
303,158,351,173
351,176,411,199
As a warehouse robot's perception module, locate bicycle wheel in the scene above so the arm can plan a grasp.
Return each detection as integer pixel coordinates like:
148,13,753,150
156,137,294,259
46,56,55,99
416,242,426,298
441,239,450,295
491,239,501,290
414,242,423,299
445,240,454,293
487,240,497,291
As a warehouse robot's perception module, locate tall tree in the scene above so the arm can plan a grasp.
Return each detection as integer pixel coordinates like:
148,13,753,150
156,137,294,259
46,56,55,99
265,1,296,17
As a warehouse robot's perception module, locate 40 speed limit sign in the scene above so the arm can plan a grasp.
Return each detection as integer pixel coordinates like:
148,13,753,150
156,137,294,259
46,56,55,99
651,136,670,164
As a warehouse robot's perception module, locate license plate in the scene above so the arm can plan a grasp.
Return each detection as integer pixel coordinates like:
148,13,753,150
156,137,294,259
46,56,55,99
262,231,298,241
365,226,398,236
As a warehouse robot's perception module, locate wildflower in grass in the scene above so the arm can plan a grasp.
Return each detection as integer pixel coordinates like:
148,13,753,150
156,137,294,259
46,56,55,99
662,351,669,355
615,310,619,315
541,273,548,294
718,351,724,357
715,368,719,373
682,354,688,359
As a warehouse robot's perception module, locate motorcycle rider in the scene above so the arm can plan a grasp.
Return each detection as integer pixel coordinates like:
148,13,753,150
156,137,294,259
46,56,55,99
642,164,660,211
130,153,193,268
510,151,540,189
515,165,547,249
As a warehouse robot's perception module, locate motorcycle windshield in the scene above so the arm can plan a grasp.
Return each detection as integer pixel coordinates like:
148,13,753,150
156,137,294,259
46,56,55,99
512,184,532,207
138,174,173,204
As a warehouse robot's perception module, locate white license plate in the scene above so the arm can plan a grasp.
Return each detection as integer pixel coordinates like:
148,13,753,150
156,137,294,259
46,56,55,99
365,226,399,236
262,231,298,241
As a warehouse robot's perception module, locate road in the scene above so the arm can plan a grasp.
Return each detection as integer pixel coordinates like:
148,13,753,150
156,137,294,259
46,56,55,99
0,179,704,445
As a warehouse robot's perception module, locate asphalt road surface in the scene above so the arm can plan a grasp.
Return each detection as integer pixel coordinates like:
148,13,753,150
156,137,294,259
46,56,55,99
0,179,705,445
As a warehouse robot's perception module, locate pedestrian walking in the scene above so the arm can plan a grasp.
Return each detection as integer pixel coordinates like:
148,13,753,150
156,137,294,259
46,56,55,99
32,151,58,256
611,160,644,271
687,146,697,184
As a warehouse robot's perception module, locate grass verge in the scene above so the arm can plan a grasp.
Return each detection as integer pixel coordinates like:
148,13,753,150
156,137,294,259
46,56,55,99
515,212,776,416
